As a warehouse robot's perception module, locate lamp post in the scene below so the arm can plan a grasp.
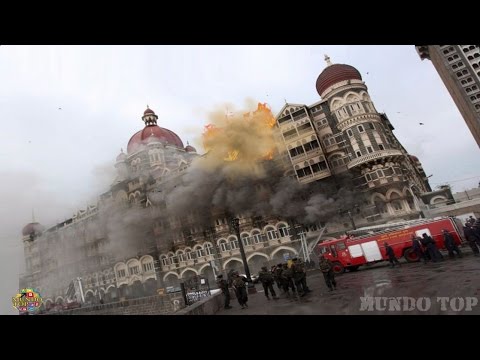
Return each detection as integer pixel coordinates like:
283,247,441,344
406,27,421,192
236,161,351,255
346,210,356,230
230,218,255,292
339,208,357,230
204,226,222,277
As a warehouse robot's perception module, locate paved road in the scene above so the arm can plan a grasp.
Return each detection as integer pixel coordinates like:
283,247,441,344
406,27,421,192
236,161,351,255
217,251,480,315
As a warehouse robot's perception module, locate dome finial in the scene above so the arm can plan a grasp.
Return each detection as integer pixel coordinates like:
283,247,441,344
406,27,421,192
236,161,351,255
32,208,35,222
120,148,124,153
324,54,332,66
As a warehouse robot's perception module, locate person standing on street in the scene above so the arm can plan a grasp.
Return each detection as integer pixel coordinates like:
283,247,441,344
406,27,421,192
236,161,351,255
258,266,278,300
384,242,401,268
216,274,232,310
319,255,336,291
442,229,462,259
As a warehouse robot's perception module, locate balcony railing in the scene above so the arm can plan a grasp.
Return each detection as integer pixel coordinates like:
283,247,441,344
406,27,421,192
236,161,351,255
347,149,403,169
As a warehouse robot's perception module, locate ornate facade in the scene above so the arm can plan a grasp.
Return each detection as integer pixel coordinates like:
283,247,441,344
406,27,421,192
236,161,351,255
275,56,431,221
20,58,435,311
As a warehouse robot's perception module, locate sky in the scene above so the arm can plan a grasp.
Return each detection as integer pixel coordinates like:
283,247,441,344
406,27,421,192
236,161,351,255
1,45,479,315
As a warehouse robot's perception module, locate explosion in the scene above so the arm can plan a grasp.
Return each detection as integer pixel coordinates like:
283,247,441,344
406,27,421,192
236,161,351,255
202,102,277,163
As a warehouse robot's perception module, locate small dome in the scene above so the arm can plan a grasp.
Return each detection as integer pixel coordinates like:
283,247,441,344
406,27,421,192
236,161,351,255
22,222,44,236
185,144,197,153
316,63,362,97
409,155,419,163
144,107,155,115
116,151,126,162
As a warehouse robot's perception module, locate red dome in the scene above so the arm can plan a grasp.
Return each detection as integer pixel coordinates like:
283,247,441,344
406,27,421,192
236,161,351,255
185,145,197,153
22,222,44,236
144,107,155,115
316,64,362,97
127,125,184,153
409,155,419,162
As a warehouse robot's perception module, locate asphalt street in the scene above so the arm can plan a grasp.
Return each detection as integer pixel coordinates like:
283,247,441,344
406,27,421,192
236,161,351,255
216,250,480,315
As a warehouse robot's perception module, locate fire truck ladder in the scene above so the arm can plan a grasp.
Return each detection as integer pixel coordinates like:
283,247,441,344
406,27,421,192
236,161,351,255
347,216,453,239
300,226,327,261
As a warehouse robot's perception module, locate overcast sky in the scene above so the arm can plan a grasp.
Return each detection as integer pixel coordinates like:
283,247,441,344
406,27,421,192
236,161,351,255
1,45,479,314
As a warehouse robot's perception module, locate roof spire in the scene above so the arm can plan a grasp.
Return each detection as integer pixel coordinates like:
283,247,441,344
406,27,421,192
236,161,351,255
32,208,35,222
324,54,332,66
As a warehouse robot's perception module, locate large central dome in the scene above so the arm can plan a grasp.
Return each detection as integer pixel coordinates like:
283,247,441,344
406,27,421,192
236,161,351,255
127,126,184,153
316,63,362,97
127,108,185,153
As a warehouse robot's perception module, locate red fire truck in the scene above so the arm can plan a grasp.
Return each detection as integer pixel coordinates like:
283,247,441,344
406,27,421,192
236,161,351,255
316,217,465,274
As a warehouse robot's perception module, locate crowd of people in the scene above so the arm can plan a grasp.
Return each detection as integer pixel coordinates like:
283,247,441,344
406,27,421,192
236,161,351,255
216,215,480,311
216,258,315,310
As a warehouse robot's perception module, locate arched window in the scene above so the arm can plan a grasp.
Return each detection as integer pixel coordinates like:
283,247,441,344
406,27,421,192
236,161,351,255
278,224,289,238
241,233,252,246
228,236,239,250
185,249,196,260
170,255,179,265
266,226,278,241
390,193,403,211
194,246,204,258
128,263,140,275
160,255,169,267
406,191,416,210
204,243,214,256
219,240,230,252
252,230,263,244
373,197,387,214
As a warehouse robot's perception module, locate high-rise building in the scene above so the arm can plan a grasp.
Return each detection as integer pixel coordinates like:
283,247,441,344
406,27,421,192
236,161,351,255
416,45,480,148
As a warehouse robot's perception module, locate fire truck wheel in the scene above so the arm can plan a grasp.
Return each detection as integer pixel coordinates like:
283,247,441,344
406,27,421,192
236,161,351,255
332,262,345,274
403,248,419,263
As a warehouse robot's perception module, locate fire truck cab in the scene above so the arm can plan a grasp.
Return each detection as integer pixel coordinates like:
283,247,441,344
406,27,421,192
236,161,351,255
316,217,465,274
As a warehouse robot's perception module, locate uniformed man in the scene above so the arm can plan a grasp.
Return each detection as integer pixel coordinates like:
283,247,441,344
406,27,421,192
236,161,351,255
292,258,310,296
319,255,336,291
258,266,278,300
281,263,296,297
232,272,249,309
442,229,462,258
216,274,232,309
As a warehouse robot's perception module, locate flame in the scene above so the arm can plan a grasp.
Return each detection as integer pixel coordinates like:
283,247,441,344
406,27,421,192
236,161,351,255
202,102,276,162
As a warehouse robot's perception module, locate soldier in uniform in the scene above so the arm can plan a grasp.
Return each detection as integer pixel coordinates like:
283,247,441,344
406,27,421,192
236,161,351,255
442,229,462,259
411,234,427,264
421,233,443,262
384,242,401,268
258,266,278,300
216,274,232,309
281,263,296,297
319,255,336,291
232,272,249,309
292,258,310,296
273,263,283,291
463,222,480,256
